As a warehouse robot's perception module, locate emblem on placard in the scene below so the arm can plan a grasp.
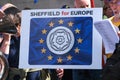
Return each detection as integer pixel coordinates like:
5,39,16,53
47,26,74,55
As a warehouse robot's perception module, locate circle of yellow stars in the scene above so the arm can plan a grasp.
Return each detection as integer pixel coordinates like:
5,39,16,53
38,19,83,63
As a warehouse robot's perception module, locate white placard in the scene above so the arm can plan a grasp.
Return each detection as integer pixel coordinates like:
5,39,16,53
94,19,119,54
19,8,102,69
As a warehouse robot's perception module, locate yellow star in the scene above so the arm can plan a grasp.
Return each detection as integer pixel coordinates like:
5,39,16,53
75,28,80,34
74,47,80,54
58,19,64,24
77,38,83,43
41,48,46,54
48,55,53,60
57,57,62,63
49,21,54,27
42,29,47,34
39,38,44,44
68,21,74,27
67,55,72,61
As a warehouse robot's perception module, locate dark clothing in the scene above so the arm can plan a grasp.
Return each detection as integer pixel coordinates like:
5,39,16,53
72,69,102,80
7,36,41,80
3,53,9,59
26,71,40,80
8,36,20,68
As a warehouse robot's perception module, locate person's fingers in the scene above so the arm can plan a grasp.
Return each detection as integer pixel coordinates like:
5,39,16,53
118,31,120,37
57,72,63,78
56,69,64,78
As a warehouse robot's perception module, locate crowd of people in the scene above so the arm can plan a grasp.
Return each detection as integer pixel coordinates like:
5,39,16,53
0,0,120,80
0,2,63,80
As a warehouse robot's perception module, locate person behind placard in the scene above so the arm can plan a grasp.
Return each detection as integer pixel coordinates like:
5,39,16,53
102,0,114,68
72,0,102,80
0,9,11,80
0,3,28,80
103,0,120,69
104,0,120,58
0,3,64,80
103,3,113,19
102,0,120,80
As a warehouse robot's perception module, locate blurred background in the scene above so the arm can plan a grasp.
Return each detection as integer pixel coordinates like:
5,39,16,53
0,0,104,10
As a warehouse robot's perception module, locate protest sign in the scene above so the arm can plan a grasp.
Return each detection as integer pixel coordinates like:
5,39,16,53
19,8,102,69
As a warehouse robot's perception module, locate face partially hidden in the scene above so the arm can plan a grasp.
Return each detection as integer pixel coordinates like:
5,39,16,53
109,0,120,17
14,24,20,37
74,0,91,8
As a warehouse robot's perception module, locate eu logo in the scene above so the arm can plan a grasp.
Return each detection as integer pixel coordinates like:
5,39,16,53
29,17,93,65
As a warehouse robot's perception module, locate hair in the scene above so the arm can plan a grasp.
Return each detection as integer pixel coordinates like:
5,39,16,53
3,6,21,27
23,7,31,10
4,7,20,15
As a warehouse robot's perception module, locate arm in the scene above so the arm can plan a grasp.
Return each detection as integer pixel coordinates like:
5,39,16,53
0,10,4,18
0,33,11,55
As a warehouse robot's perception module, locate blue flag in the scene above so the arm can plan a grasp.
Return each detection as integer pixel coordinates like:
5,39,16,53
29,17,93,65
34,0,38,3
